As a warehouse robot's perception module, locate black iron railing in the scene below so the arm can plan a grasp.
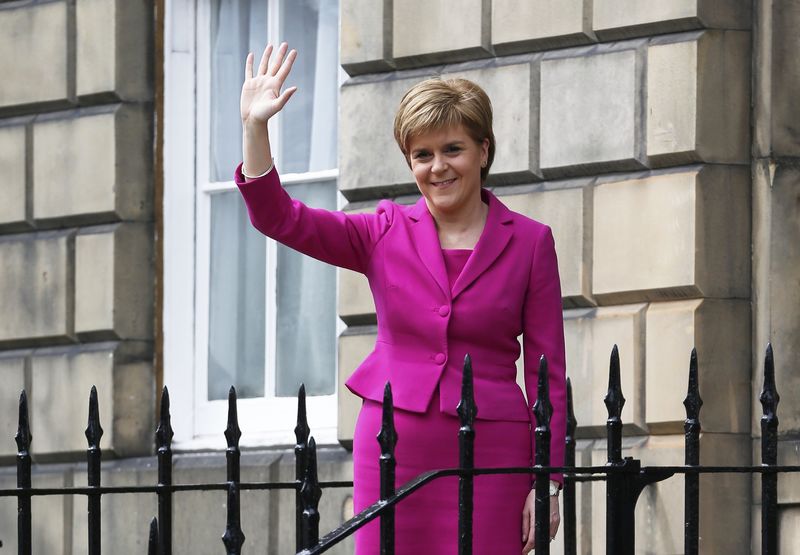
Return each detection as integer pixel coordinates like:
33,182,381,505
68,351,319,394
0,344,798,554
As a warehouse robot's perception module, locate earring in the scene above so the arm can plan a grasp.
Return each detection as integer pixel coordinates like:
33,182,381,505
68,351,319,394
481,160,487,168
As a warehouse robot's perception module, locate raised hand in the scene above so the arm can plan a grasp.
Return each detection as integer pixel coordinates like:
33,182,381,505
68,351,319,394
240,43,298,126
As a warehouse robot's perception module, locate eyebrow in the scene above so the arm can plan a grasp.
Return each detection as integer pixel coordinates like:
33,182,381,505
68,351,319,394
411,140,466,154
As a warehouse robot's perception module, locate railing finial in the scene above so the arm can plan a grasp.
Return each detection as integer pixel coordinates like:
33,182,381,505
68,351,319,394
532,354,553,428
15,389,32,454
156,386,174,449
683,348,703,422
759,343,780,421
456,354,478,426
85,385,104,448
225,386,242,448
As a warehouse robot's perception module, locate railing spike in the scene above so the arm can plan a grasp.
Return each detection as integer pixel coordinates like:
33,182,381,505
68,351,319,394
85,385,103,555
683,348,703,423
222,386,244,554
532,355,553,429
16,389,32,555
295,383,310,553
759,343,779,422
300,436,322,548
605,345,624,465
85,385,104,448
532,355,552,555
155,386,174,555
604,345,625,419
225,386,242,449
760,343,779,555
15,389,32,453
566,377,577,444
148,517,160,555
156,386,174,449
457,354,477,555
295,383,310,446
683,348,702,555
378,381,397,554
456,354,478,426
564,378,577,555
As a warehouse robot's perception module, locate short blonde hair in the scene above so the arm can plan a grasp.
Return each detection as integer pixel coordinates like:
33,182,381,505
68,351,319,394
393,78,495,182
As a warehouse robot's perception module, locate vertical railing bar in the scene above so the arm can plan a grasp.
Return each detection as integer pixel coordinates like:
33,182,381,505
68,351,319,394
221,387,245,554
300,436,322,548
147,517,160,555
563,378,577,555
295,384,310,553
85,385,104,555
377,382,397,555
759,343,779,555
532,355,552,555
456,354,477,555
155,386,174,555
15,390,32,555
683,348,702,555
603,345,627,555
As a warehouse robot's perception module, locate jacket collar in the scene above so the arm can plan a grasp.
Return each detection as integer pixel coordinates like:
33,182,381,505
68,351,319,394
408,188,514,301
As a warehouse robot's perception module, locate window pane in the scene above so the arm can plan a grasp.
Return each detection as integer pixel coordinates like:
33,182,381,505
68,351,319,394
210,0,268,182
275,180,337,396
279,0,339,173
208,191,266,400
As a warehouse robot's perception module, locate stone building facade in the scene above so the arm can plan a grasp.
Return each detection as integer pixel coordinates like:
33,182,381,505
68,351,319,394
0,0,798,553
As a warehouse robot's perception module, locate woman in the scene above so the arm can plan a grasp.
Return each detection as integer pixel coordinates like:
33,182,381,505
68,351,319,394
237,43,566,554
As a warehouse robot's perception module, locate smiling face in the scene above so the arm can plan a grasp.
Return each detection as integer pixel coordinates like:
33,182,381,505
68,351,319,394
408,124,489,219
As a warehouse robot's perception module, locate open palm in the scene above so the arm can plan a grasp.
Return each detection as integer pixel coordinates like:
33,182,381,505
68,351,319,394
240,42,298,125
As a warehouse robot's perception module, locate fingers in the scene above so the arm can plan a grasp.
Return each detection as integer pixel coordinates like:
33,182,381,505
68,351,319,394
270,42,289,76
257,44,273,76
244,52,254,81
276,48,297,82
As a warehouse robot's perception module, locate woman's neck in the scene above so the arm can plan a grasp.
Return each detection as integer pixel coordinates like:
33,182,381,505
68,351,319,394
432,197,489,250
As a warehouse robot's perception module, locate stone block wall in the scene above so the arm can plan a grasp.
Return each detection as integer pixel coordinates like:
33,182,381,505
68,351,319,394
336,0,797,552
0,0,155,459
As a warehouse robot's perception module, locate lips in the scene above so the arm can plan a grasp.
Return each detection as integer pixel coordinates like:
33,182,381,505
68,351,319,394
431,178,456,187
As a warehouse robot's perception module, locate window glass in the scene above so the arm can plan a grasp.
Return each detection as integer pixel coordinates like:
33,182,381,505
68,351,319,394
279,0,339,173
210,0,268,182
208,191,266,400
276,180,337,396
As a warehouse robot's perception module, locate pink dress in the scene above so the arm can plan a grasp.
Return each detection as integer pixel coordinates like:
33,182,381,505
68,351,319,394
353,249,531,555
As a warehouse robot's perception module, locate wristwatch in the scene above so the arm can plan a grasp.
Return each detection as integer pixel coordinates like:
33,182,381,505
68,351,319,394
549,480,560,497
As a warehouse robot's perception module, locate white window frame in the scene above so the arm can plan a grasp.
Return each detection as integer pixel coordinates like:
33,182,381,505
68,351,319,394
163,0,342,450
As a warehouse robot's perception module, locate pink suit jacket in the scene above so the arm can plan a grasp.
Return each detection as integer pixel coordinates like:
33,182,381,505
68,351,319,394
235,164,567,477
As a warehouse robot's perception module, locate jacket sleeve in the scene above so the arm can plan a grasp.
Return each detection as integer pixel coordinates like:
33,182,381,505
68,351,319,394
235,163,392,274
522,225,567,487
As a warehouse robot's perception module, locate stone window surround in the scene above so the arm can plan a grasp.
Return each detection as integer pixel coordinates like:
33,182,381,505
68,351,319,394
161,0,341,450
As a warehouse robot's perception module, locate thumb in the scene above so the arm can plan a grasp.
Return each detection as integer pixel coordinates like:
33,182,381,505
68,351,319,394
521,506,530,543
275,86,298,111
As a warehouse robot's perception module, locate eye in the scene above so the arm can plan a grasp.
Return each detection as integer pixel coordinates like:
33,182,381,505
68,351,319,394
412,150,432,160
445,145,463,154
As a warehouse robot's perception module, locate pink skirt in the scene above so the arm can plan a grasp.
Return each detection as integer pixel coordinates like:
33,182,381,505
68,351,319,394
353,388,532,555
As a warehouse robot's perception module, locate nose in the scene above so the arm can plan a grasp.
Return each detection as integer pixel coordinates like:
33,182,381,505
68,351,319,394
431,153,448,174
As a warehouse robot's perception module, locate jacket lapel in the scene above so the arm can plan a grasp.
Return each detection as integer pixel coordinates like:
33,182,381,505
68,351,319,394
451,189,514,300
408,198,451,300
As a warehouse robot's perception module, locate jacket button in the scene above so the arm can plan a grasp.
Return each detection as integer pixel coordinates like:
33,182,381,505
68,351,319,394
434,353,446,365
438,305,450,317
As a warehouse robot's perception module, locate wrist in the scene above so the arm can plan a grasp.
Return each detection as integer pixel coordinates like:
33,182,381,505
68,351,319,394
243,117,269,134
534,480,560,496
